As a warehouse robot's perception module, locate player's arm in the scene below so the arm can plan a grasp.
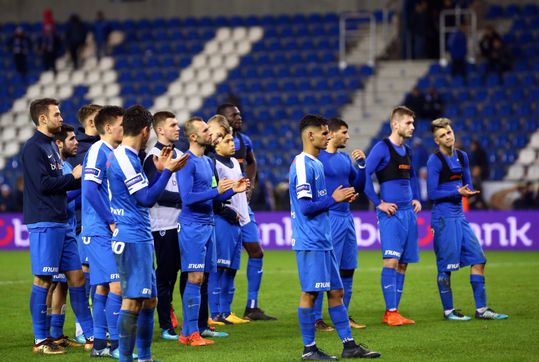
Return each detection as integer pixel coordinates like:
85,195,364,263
177,162,230,206
426,155,460,200
409,156,422,213
83,155,116,226
348,154,366,193
461,152,474,190
143,153,181,208
24,145,80,193
363,143,385,207
67,189,81,203
244,134,257,183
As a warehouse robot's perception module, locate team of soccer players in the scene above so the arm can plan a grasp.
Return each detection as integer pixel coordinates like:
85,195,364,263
22,97,507,361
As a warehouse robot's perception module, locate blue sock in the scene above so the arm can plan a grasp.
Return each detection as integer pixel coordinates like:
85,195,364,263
136,308,154,360
105,292,122,347
83,272,91,299
437,272,454,311
381,267,397,311
183,282,201,336
329,304,353,343
297,307,315,346
208,270,222,319
118,310,137,362
313,292,324,321
470,274,487,310
90,285,97,305
45,308,52,337
50,313,65,339
342,276,354,311
246,258,263,308
69,286,94,338
30,284,49,341
396,272,405,308
224,271,235,317
92,293,108,350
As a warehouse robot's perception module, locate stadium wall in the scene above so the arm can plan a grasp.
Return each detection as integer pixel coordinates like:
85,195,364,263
0,0,382,22
1,211,538,251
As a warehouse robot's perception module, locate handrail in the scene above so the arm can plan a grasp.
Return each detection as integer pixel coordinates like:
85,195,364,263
338,12,376,69
439,8,477,65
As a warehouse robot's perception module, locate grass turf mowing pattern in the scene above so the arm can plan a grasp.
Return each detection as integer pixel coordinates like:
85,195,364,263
0,250,537,361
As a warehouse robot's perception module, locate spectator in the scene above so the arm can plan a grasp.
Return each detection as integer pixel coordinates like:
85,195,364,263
14,176,24,212
250,175,275,211
273,179,290,211
65,14,88,69
513,182,539,210
411,0,429,59
479,25,502,59
404,86,425,117
93,10,111,60
42,8,55,32
6,26,31,79
468,166,488,210
469,139,490,181
38,24,61,73
448,23,468,79
486,38,513,78
423,87,444,119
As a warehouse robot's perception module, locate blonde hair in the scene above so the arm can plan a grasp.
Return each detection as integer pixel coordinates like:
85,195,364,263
208,114,231,135
431,118,452,133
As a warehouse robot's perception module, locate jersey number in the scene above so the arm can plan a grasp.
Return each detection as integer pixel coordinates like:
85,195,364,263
112,241,125,255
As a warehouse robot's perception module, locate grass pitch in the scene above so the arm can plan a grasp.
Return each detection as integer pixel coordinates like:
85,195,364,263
1,250,538,361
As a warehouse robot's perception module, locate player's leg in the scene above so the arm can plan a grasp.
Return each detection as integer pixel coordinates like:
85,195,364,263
50,280,67,341
118,297,143,362
460,219,508,320
136,251,158,362
29,225,68,354
208,269,223,320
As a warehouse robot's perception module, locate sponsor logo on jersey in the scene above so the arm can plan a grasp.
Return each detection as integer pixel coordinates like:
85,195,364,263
446,263,460,270
188,263,205,269
217,258,231,266
125,173,144,188
110,208,125,216
384,249,401,257
42,266,59,273
110,273,120,280
84,167,101,178
296,184,311,194
318,189,327,197
141,288,151,295
315,282,330,288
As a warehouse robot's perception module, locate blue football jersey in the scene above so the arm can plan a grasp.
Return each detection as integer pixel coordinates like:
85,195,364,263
108,145,153,243
318,150,357,214
289,152,332,251
81,140,114,237
62,161,77,232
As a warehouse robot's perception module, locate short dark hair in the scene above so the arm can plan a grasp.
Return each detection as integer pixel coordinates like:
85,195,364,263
30,98,59,126
54,124,75,142
390,105,415,121
94,106,125,135
184,116,204,137
123,105,153,137
299,114,328,134
153,111,175,131
77,104,102,127
328,118,349,132
216,103,236,115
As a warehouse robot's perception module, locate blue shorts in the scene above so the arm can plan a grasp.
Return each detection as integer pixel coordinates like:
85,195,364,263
52,273,67,283
241,208,259,243
179,222,216,273
215,216,242,270
77,234,89,265
431,215,486,272
296,250,343,292
377,207,419,263
29,223,82,276
114,242,156,299
330,213,358,270
85,236,120,285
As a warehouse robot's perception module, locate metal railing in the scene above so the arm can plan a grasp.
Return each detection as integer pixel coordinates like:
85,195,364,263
439,8,478,65
338,12,377,69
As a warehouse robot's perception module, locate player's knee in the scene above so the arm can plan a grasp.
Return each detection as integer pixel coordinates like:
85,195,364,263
245,243,263,258
397,263,408,273
66,270,85,287
471,263,485,275
383,258,398,269
328,289,344,304
188,272,204,285
437,272,451,287
34,275,52,288
109,282,122,295
144,297,158,309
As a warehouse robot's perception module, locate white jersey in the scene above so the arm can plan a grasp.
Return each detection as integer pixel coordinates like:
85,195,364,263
215,157,250,226
144,146,182,231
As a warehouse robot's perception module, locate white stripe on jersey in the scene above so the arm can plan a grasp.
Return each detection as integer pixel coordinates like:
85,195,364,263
295,153,312,199
114,145,148,195
84,140,104,184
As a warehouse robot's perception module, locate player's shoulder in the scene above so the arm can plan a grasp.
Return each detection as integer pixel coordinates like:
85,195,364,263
427,152,442,167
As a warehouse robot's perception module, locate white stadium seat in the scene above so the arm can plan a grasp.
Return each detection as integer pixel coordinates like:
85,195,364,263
224,55,239,68
505,164,525,181
517,149,536,165
191,54,207,69
98,57,114,71
105,83,120,97
39,71,55,84
71,70,86,85
18,127,34,142
248,27,264,42
107,97,123,106
87,84,104,99
168,82,183,96
208,54,225,69
3,140,20,157
232,27,247,41
86,71,102,85
200,83,215,98
186,96,202,112
180,68,195,82
153,97,170,110
183,82,199,97
197,68,211,82
212,68,227,83
171,96,186,109
204,40,220,55
526,164,539,181
26,84,42,99
14,113,29,127
530,133,539,149
220,40,235,55
12,99,28,113
55,70,71,85
236,41,252,55
58,84,73,99
216,28,231,42
102,70,117,83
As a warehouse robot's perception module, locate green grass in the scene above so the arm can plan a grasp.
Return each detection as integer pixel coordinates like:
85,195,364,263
1,250,538,361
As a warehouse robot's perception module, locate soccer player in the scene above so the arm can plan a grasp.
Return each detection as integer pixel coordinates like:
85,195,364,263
81,105,125,357
364,106,421,326
177,117,249,346
22,98,94,354
108,105,189,362
209,129,251,325
143,111,183,340
314,118,367,331
290,114,380,360
48,124,85,348
427,118,508,321
217,103,276,321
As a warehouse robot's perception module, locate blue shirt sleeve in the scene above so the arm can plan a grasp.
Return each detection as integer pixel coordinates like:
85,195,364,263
426,154,460,201
364,142,387,207
242,134,253,154
349,156,366,192
176,161,219,206
133,169,172,207
461,151,473,190
83,180,115,224
298,196,336,216
143,154,181,206
409,159,420,201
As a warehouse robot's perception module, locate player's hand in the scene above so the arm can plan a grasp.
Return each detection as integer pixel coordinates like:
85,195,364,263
351,149,366,162
71,164,82,180
457,184,480,197
217,179,235,194
412,199,422,214
233,177,250,193
153,146,172,172
165,153,190,172
378,201,398,216
109,223,116,233
332,185,357,203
